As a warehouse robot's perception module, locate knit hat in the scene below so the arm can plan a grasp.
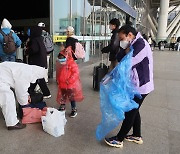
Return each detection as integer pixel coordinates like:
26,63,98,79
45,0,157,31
1,18,12,29
66,26,74,33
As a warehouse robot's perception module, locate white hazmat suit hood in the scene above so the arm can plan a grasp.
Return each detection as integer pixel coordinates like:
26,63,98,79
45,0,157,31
0,62,46,104
1,18,12,29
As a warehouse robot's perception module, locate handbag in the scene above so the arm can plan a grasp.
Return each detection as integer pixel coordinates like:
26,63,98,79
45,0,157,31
19,101,47,124
22,107,47,124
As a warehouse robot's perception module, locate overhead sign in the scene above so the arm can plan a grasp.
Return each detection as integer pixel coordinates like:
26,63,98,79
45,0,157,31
53,35,67,42
53,35,111,43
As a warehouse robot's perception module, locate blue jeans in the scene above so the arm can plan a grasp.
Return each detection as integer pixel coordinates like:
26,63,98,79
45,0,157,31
1,55,16,62
71,101,76,109
60,101,76,110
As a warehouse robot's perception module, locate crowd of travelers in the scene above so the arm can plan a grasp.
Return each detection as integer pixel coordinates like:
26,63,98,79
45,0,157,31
0,17,154,149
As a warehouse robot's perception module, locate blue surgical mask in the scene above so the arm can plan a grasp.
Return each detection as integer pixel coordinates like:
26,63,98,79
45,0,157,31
58,58,67,64
58,58,66,62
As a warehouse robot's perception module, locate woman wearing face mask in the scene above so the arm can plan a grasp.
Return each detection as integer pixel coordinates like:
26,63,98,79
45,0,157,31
26,26,51,99
104,25,154,148
56,47,84,118
65,26,78,60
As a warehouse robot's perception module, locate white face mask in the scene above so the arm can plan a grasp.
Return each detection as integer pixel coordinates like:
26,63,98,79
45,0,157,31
120,40,129,49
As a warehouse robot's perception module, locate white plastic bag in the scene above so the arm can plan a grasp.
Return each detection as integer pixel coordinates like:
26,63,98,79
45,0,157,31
41,107,67,137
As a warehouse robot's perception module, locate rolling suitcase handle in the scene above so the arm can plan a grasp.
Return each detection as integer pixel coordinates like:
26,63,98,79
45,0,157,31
101,54,104,68
101,53,109,68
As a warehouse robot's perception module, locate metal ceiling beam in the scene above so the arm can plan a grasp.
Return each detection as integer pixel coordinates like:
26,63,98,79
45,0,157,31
87,0,137,18
150,0,180,7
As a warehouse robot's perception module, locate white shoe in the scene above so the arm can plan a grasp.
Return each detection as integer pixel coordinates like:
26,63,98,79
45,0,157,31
43,95,51,99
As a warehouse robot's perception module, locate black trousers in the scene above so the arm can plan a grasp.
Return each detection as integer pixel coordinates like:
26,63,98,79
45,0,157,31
117,94,148,142
169,43,175,50
28,78,50,96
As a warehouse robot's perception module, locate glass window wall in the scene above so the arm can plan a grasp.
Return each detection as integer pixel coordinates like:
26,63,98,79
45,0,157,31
52,0,127,68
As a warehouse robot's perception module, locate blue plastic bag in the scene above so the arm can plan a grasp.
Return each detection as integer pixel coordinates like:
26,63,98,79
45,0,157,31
96,46,141,141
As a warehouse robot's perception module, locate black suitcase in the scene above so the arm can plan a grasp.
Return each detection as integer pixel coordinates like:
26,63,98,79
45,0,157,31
93,55,108,91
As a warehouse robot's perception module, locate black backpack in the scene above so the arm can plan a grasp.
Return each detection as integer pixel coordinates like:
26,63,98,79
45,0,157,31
0,30,16,54
29,92,44,104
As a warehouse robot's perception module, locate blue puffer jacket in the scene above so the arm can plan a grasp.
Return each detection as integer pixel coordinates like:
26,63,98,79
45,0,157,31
0,28,22,57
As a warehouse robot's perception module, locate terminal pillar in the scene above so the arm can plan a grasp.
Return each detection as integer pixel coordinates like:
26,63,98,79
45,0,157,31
157,0,169,41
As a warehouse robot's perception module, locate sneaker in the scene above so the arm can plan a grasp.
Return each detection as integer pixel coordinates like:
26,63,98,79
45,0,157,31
43,95,51,99
58,104,66,111
125,135,143,144
70,108,77,118
7,122,26,130
104,136,123,148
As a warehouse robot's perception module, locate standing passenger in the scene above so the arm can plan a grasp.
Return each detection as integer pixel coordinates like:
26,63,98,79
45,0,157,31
105,25,154,148
56,47,84,118
101,18,120,72
65,26,79,61
0,18,22,62
26,26,51,99
38,22,54,83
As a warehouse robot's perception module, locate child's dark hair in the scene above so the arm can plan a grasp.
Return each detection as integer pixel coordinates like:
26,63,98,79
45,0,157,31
109,18,120,28
58,53,65,59
118,24,137,36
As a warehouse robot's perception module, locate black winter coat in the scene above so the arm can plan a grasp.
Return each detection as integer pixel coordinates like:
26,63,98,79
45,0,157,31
177,37,180,43
101,28,120,61
27,26,47,68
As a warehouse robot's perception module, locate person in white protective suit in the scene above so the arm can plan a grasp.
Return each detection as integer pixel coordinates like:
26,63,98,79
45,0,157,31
0,62,47,130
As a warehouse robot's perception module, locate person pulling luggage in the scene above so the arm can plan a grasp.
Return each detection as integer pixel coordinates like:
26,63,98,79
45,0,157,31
101,18,120,72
